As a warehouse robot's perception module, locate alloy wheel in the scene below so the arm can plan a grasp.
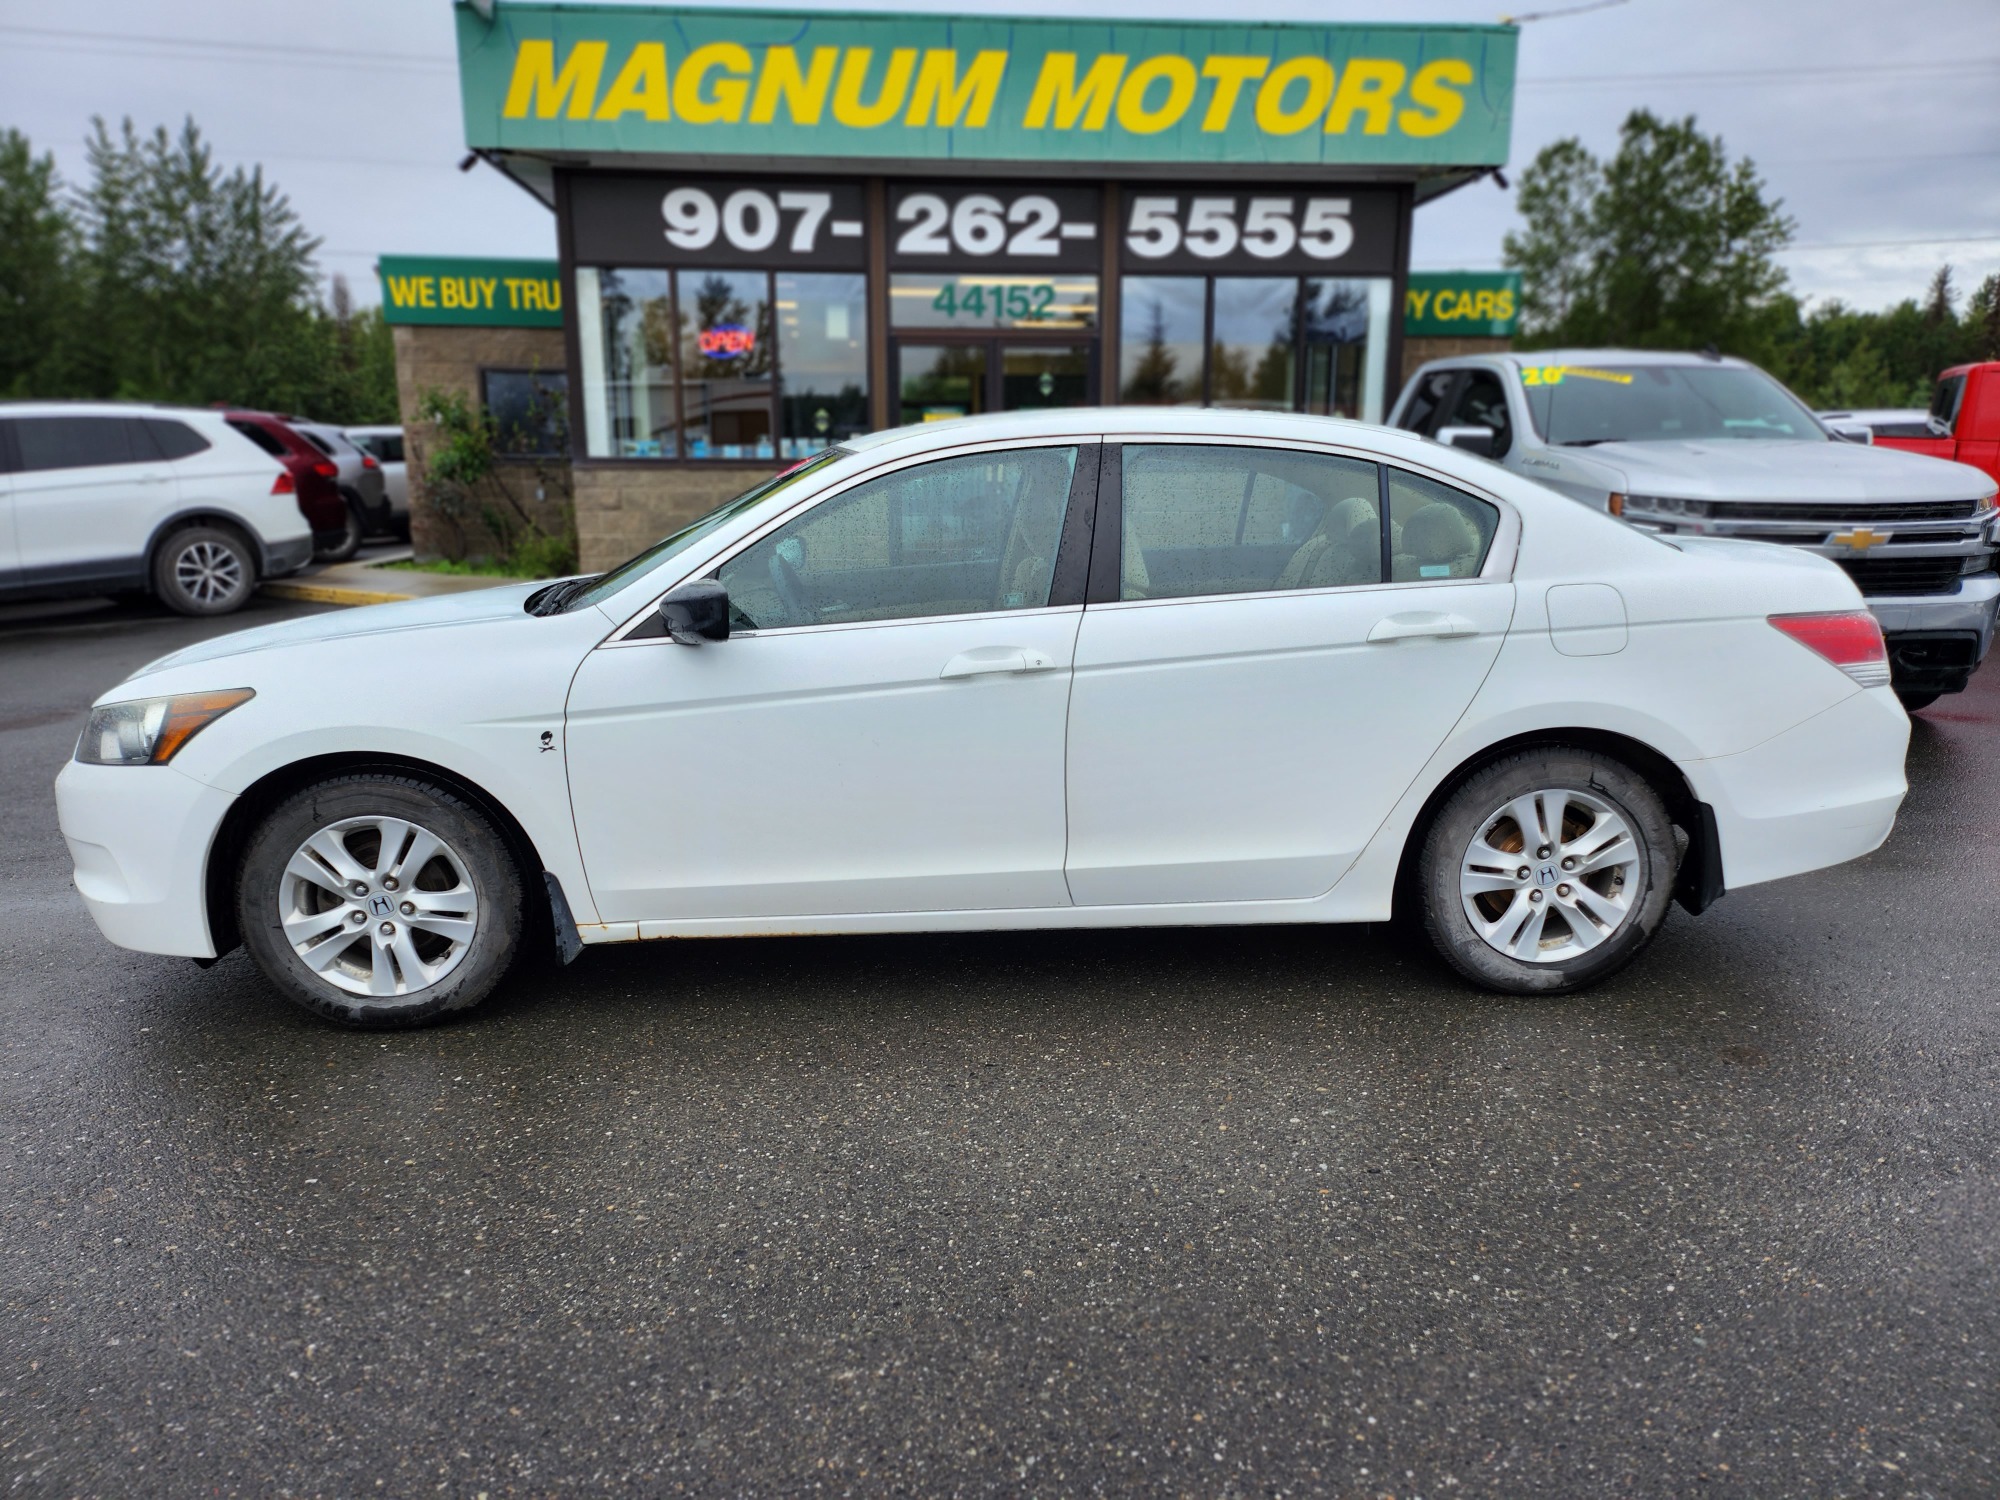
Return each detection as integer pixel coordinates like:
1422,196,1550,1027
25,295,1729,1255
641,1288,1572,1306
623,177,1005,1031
1458,786,1641,964
174,540,245,606
278,815,480,997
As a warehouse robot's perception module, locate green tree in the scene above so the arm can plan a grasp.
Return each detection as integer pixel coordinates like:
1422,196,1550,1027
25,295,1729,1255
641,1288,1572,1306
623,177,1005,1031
0,129,76,396
1504,110,1796,362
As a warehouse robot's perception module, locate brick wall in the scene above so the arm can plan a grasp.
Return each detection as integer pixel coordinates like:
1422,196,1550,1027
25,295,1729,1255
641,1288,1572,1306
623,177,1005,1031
575,464,778,574
1401,336,1512,384
392,324,571,563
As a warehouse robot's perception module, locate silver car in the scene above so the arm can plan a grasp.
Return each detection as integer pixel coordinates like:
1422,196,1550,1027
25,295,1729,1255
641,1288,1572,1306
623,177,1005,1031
288,420,389,561
1389,350,2000,709
344,425,409,539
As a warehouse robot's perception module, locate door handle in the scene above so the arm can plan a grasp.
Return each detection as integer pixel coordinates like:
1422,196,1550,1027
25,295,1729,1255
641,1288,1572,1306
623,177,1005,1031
939,647,1058,680
1367,612,1479,643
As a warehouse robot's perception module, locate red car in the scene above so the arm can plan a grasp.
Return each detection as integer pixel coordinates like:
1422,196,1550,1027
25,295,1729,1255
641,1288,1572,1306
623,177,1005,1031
1872,361,2000,489
220,410,352,559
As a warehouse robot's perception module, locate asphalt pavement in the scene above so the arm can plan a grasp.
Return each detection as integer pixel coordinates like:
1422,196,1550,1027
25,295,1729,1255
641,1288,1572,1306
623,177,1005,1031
1,593,1994,1498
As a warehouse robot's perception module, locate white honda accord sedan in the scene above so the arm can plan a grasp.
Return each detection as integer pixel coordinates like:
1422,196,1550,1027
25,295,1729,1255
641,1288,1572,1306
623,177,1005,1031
55,409,1909,1027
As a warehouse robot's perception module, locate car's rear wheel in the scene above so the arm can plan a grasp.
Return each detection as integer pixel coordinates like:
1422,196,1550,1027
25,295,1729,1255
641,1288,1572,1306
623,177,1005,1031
152,524,256,616
312,495,366,563
1418,749,1678,995
236,775,523,1028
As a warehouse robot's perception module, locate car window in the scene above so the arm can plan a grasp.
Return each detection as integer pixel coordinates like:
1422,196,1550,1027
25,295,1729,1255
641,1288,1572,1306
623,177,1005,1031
141,418,211,461
1929,374,1966,435
1521,363,1825,445
1440,371,1512,456
1396,369,1459,435
228,419,287,458
1387,468,1500,582
357,432,405,463
299,431,336,457
1120,445,1382,601
719,447,1077,631
9,416,144,473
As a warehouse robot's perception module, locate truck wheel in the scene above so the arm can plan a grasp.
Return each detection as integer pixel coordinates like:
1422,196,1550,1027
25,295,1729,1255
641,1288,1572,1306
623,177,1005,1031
1418,749,1679,995
313,495,365,563
235,775,524,1029
1895,691,1938,713
152,524,256,616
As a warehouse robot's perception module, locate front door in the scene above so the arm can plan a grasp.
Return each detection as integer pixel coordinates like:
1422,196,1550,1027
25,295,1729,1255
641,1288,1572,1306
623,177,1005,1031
565,443,1094,924
1064,443,1515,906
895,341,1095,423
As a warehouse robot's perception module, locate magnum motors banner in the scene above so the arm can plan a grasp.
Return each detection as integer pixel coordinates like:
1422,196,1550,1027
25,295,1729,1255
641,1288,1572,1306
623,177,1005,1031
456,3,1516,169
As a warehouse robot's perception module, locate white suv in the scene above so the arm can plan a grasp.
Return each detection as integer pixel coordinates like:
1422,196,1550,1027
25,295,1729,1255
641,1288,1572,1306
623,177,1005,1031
0,403,314,615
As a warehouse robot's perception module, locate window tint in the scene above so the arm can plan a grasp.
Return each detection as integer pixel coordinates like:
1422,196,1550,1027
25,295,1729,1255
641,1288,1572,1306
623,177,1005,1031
10,416,144,473
141,418,211,461
1397,369,1458,434
1387,469,1500,583
720,447,1077,631
229,418,287,458
1440,371,1511,456
1120,445,1382,601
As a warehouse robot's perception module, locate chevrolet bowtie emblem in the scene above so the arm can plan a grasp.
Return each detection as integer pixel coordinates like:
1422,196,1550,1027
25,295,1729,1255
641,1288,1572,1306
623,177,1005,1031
1830,526,1892,552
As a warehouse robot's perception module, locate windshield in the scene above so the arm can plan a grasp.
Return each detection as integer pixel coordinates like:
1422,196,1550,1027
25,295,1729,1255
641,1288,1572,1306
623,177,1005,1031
1519,363,1826,446
560,449,848,613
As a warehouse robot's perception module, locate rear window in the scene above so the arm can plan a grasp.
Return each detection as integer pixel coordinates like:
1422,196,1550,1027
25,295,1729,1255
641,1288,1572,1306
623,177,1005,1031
354,432,405,463
228,419,287,458
298,431,337,457
140,418,211,460
10,415,145,473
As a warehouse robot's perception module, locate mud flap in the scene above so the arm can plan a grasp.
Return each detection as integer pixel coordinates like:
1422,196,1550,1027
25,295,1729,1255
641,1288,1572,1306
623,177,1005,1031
543,872,585,965
1673,802,1726,916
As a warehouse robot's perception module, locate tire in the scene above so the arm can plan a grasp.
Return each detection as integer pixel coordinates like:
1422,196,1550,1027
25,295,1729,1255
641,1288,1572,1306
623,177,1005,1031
313,495,365,563
1417,749,1679,996
152,524,257,616
1896,691,1939,713
236,775,524,1028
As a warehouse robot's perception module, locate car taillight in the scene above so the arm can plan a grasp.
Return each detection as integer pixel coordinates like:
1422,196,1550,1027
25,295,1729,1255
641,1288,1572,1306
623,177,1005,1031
270,470,296,495
1768,611,1890,689
361,453,379,469
311,460,338,479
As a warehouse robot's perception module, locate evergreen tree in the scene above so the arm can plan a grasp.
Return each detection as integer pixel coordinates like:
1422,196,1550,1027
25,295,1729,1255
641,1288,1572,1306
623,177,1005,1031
0,129,77,396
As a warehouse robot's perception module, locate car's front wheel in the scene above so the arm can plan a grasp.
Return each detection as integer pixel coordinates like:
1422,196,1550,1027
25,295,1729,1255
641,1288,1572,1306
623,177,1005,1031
236,775,523,1027
153,524,256,616
1417,749,1679,995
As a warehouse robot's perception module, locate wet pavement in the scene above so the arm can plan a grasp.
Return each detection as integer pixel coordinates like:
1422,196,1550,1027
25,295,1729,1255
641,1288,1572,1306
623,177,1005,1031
1,595,1994,1498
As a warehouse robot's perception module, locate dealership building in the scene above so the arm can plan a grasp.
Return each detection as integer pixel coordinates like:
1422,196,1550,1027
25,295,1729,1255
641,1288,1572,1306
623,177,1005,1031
401,1,1520,570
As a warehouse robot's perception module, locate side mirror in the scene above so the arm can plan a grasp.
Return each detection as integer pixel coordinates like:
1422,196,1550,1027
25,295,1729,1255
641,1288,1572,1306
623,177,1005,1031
657,579,731,646
1825,421,1874,445
1436,424,1497,457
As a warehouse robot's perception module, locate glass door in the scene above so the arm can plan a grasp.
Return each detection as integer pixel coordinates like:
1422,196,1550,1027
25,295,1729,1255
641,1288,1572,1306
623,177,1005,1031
1000,345,1093,411
897,344,989,423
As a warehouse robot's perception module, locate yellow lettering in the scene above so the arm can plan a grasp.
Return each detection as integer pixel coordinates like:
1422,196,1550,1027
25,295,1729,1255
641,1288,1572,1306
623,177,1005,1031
1024,52,1127,131
1199,56,1268,132
831,46,918,128
502,39,607,120
1326,58,1406,135
1496,288,1515,321
594,42,671,121
906,48,1007,128
1255,56,1334,136
1398,58,1471,138
478,278,498,309
750,45,838,125
521,280,543,311
674,43,752,124
1406,288,1430,319
502,278,525,309
385,275,424,308
416,279,436,308
1473,290,1496,320
1435,290,1460,320
1116,55,1198,134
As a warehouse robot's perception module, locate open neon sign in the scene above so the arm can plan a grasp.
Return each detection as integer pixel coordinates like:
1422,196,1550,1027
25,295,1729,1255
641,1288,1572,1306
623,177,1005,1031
698,323,756,359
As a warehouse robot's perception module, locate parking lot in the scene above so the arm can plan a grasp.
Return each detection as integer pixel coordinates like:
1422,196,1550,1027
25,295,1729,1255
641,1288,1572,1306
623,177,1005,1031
2,592,1994,1498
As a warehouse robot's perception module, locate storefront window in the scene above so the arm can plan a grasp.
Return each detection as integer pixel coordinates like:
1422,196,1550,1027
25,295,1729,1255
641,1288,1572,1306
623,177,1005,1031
576,267,676,459
776,272,868,458
1116,274,1394,420
482,369,569,456
889,274,1098,333
1119,277,1204,405
680,270,774,460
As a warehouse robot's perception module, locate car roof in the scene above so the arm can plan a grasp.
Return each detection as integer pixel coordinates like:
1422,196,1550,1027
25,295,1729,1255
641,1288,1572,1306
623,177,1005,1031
841,406,1442,464
1496,349,1754,371
0,399,231,420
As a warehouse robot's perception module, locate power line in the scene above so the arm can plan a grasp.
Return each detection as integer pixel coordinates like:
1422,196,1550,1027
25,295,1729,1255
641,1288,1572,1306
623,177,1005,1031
1780,234,2000,251
1521,59,2000,88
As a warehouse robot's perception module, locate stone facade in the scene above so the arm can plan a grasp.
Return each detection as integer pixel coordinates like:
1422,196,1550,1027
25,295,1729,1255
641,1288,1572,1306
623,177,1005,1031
392,324,571,563
1401,335,1511,384
575,464,778,574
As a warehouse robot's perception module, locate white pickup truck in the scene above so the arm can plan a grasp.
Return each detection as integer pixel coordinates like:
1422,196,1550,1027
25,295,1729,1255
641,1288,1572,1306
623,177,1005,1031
1388,349,2000,709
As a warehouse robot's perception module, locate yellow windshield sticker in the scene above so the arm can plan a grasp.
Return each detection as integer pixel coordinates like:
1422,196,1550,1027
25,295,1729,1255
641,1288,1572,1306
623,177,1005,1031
1520,364,1635,387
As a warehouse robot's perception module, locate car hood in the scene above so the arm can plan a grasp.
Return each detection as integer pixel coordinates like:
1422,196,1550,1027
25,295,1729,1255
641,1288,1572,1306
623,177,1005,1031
1572,439,1994,504
129,581,552,680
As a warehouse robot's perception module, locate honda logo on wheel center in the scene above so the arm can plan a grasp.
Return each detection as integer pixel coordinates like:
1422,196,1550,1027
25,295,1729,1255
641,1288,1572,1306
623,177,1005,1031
368,894,393,916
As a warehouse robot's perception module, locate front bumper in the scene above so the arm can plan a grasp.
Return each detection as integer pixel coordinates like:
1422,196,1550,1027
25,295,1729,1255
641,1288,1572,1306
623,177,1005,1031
54,759,235,958
1867,571,1999,692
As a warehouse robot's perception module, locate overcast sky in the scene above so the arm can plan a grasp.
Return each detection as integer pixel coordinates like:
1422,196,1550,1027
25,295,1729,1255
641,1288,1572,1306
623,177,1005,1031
4,0,1996,317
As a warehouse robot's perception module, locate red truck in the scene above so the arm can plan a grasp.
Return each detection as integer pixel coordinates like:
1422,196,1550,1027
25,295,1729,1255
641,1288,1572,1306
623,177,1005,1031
1876,361,2000,486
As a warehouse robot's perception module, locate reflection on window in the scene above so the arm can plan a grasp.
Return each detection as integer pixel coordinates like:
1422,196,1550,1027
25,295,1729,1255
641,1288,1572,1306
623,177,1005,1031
482,369,570,457
577,267,675,459
681,270,774,460
900,344,989,420
1210,278,1297,411
719,447,1077,630
777,272,868,458
1120,444,1382,601
1119,276,1203,405
1387,468,1499,582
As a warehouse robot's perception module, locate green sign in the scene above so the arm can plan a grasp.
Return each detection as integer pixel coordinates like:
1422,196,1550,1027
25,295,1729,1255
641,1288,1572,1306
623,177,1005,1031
456,3,1516,169
377,256,563,327
1404,271,1520,337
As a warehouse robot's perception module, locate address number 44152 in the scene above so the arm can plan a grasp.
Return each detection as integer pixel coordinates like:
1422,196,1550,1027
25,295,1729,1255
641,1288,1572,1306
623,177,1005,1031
1126,197,1355,262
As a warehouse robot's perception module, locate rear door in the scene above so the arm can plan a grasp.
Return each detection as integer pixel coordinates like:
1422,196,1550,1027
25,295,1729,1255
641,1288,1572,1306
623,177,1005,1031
1064,441,1514,906
11,416,174,586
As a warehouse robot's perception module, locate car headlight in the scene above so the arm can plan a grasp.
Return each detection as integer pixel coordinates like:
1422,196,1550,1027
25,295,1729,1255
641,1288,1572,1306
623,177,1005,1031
76,689,255,766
